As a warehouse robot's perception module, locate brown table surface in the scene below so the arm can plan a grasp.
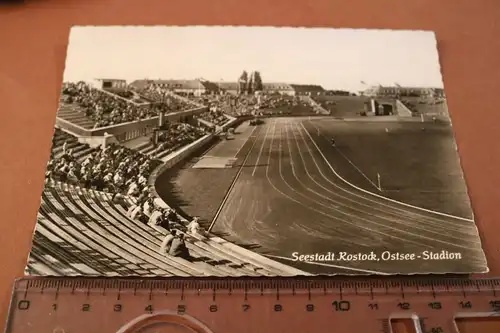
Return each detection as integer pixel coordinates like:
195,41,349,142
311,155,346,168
1,0,500,332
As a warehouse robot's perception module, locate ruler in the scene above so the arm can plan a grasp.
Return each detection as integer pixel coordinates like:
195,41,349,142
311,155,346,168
4,277,500,333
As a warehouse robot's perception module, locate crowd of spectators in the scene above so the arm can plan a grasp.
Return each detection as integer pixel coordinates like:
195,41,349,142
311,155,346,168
46,133,208,261
187,94,258,117
135,85,201,112
60,82,197,128
150,121,208,156
51,85,214,262
197,108,228,126
114,91,150,104
61,82,161,128
189,93,317,117
46,142,161,194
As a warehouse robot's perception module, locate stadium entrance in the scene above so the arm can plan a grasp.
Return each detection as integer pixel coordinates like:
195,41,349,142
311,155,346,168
369,100,395,116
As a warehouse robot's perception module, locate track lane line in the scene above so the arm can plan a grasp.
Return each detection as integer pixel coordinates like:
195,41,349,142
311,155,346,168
251,122,271,176
289,122,479,238
208,124,270,232
272,122,475,249
297,121,478,231
300,120,475,222
266,121,441,249
262,120,390,275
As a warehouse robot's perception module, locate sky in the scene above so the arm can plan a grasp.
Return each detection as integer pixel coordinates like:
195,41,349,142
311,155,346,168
63,26,444,92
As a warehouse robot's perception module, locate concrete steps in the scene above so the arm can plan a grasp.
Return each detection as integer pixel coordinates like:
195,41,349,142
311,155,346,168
28,181,306,277
57,104,96,129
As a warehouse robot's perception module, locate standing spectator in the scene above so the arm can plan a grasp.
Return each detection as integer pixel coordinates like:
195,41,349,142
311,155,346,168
187,217,203,237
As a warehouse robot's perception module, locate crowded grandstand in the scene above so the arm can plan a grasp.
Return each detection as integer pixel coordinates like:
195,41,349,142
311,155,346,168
26,74,448,277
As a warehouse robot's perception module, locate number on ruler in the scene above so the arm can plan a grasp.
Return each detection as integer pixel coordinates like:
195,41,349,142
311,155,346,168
242,304,250,312
114,304,122,312
368,303,378,310
460,301,472,309
145,305,153,313
82,304,90,312
274,304,283,312
209,305,218,312
430,328,444,333
398,302,411,310
428,302,442,310
52,304,57,311
17,300,30,311
306,304,314,312
332,301,350,312
489,300,500,311
177,305,186,314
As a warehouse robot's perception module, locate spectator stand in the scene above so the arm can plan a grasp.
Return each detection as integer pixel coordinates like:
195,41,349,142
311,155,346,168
60,82,159,129
30,113,305,277
56,87,210,155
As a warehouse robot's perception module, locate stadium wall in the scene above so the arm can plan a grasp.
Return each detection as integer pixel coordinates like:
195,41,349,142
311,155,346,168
148,116,240,195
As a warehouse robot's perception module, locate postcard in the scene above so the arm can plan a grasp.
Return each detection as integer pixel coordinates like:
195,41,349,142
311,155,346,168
25,26,488,276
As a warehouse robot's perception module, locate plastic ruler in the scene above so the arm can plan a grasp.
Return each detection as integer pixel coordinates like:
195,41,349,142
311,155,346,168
4,277,500,333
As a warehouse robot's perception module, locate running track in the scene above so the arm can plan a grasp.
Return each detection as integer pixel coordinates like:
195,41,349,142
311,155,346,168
209,117,488,275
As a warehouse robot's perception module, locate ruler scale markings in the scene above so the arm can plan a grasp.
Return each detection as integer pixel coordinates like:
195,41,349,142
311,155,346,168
54,282,60,300
22,283,28,300
7,278,500,333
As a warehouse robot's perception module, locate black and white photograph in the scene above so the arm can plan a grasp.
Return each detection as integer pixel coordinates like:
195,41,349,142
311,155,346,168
25,26,488,277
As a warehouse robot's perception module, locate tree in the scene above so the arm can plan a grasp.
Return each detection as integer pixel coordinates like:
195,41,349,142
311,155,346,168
247,72,254,95
238,71,248,95
253,71,263,92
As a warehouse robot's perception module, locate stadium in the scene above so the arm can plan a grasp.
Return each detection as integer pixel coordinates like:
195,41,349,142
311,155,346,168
24,73,488,277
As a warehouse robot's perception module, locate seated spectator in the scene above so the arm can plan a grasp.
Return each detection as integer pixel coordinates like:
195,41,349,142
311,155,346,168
127,203,138,217
149,208,163,226
169,234,191,261
130,205,143,220
159,230,177,254
111,192,128,209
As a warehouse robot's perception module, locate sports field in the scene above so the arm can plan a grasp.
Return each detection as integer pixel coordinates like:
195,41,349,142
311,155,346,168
155,117,487,275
